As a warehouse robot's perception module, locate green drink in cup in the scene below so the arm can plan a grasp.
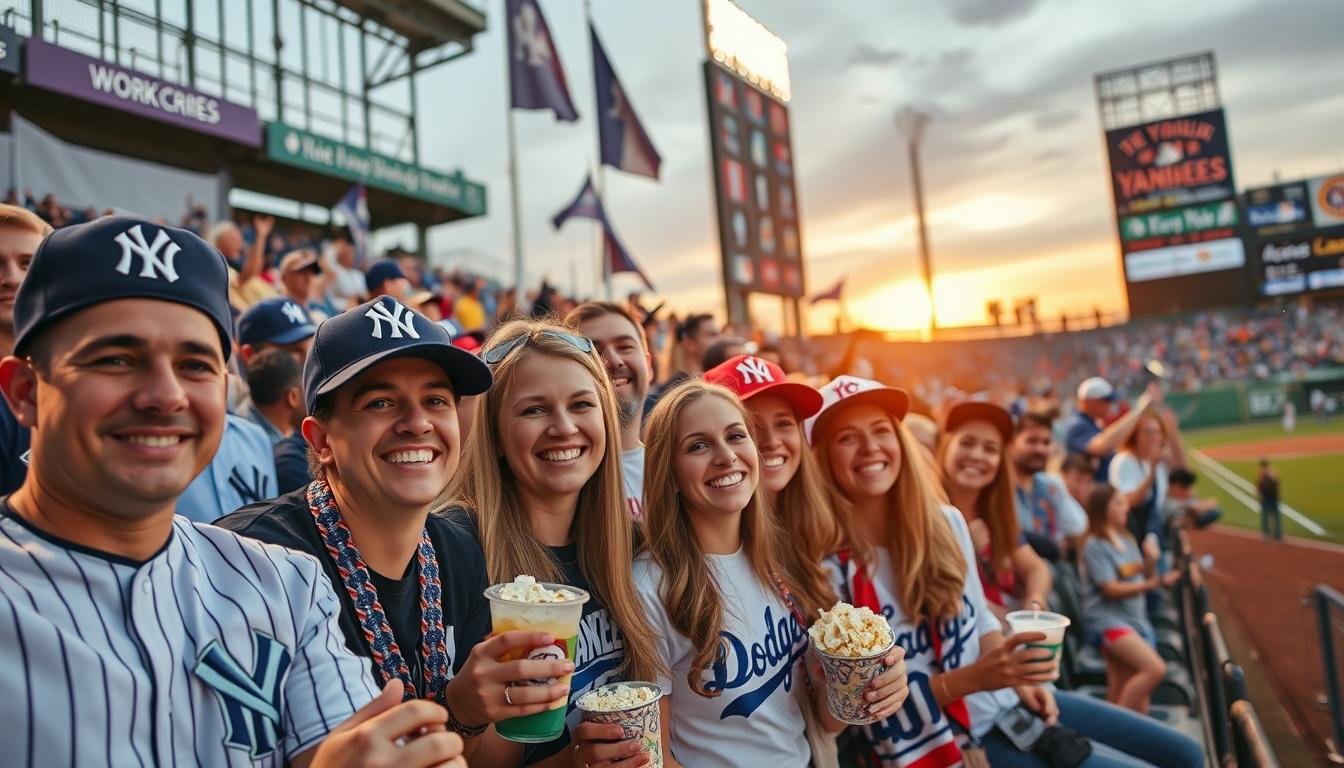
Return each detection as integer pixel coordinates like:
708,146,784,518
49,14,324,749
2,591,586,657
1005,609,1071,683
487,576,591,743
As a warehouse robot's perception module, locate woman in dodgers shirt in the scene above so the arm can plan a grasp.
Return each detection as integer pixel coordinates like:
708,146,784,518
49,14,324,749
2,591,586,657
633,381,909,767
807,376,1203,768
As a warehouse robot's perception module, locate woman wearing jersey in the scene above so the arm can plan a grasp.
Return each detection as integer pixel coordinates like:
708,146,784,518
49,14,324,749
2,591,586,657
632,381,908,767
809,375,1203,767
937,400,1052,621
445,319,663,766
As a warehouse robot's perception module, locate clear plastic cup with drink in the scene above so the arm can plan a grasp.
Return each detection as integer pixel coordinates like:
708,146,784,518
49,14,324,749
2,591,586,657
486,575,590,743
1005,609,1071,683
577,682,664,766
808,602,896,725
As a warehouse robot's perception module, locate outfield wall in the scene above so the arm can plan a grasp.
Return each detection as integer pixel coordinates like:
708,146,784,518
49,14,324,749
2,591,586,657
1168,368,1344,428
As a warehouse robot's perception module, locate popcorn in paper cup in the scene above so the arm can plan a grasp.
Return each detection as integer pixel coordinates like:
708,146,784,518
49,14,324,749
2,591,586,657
577,682,664,767
809,602,896,725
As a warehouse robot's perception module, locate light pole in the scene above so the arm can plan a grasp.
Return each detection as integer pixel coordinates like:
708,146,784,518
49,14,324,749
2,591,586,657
896,106,936,334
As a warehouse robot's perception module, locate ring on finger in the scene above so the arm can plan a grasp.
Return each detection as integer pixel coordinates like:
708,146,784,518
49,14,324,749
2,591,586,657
504,686,514,706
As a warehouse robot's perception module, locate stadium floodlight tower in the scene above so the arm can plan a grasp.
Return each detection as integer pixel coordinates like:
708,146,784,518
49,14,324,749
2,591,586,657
1,0,489,250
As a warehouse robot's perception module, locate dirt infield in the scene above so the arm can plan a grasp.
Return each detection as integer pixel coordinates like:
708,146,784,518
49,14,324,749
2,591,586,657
1201,432,1344,462
1190,526,1344,765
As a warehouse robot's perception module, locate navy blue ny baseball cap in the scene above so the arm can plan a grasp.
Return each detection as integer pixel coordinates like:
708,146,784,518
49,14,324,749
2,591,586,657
364,259,406,290
14,216,233,359
239,297,317,347
303,295,492,413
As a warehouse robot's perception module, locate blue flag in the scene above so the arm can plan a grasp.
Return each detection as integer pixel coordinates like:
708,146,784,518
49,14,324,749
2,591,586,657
552,176,654,290
507,0,579,122
333,184,370,266
591,24,661,179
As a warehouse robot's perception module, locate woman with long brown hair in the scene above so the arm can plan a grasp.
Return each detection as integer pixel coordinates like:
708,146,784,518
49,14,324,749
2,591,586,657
703,353,842,564
809,375,1203,767
444,318,663,766
634,381,908,767
937,400,1052,621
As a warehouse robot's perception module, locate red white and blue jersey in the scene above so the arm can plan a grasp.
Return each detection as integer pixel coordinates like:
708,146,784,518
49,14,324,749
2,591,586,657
823,507,1019,768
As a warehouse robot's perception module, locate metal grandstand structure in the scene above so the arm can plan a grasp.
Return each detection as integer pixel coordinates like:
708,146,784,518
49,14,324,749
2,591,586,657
0,0,488,231
1094,51,1220,132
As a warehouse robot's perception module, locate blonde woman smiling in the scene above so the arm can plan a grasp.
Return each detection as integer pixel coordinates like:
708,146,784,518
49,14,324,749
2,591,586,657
446,319,663,767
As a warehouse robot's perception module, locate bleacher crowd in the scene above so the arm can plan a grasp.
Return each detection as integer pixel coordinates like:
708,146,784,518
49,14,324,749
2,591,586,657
0,199,1249,767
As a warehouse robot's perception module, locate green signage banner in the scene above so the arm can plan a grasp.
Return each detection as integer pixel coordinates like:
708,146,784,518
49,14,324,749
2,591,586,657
1120,200,1237,241
265,122,486,216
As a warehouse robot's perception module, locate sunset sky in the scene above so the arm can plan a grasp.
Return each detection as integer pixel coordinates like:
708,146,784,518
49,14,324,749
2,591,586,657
398,0,1343,332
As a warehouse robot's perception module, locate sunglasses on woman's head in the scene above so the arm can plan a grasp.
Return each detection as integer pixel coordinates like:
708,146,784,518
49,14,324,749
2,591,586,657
482,330,594,365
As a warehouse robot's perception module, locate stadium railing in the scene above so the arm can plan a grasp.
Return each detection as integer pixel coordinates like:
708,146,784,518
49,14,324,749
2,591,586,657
1315,584,1344,764
1230,700,1279,768
1172,529,1279,766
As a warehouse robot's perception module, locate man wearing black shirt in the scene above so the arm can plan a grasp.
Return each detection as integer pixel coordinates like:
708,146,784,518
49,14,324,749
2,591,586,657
220,295,572,744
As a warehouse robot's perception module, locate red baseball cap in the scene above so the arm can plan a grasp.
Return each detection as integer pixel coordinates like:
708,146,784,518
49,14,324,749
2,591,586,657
703,354,823,420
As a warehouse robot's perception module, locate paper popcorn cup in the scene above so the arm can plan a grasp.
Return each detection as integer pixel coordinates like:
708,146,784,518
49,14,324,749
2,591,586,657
814,634,895,725
577,682,664,767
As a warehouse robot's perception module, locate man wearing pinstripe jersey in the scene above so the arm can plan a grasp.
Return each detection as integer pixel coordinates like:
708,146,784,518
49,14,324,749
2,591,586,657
0,218,467,767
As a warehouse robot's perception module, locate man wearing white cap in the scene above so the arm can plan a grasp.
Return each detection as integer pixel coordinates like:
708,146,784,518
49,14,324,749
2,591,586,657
1065,376,1161,481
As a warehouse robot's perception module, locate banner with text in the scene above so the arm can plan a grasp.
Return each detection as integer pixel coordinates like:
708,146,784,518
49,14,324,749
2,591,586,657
1123,237,1245,283
1256,231,1344,296
25,40,259,146
1244,181,1311,237
1105,108,1236,217
265,122,486,215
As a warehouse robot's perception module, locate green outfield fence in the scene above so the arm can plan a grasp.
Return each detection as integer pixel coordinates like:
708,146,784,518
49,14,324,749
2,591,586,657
1165,368,1344,429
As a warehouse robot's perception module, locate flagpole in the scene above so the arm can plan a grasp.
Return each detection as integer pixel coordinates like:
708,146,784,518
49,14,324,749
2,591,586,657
505,16,526,298
584,0,614,301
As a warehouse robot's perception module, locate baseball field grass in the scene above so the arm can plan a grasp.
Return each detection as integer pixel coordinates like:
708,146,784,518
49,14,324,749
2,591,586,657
1183,416,1344,544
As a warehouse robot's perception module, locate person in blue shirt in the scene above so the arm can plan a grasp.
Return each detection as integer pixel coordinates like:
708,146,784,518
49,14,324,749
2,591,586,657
177,412,277,523
1064,377,1161,481
0,205,50,494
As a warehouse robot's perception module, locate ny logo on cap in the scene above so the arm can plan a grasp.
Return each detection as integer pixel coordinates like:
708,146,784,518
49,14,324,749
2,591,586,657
365,299,419,340
114,224,181,283
281,301,306,325
736,356,775,385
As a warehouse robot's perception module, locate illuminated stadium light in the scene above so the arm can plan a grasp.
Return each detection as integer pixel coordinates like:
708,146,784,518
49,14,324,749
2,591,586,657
703,0,791,102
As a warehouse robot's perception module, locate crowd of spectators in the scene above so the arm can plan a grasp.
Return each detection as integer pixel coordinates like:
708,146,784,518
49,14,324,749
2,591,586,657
11,189,1344,411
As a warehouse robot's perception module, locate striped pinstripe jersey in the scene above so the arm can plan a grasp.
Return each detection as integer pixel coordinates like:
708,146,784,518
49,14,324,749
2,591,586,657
0,505,379,766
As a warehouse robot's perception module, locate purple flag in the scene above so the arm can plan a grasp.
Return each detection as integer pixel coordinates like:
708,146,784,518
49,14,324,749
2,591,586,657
809,277,844,304
552,176,655,290
507,0,579,122
334,184,371,266
551,176,604,229
591,25,661,179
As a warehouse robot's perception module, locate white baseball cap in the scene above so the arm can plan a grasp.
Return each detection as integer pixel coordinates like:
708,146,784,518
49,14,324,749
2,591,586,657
1076,376,1115,402
805,375,910,444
